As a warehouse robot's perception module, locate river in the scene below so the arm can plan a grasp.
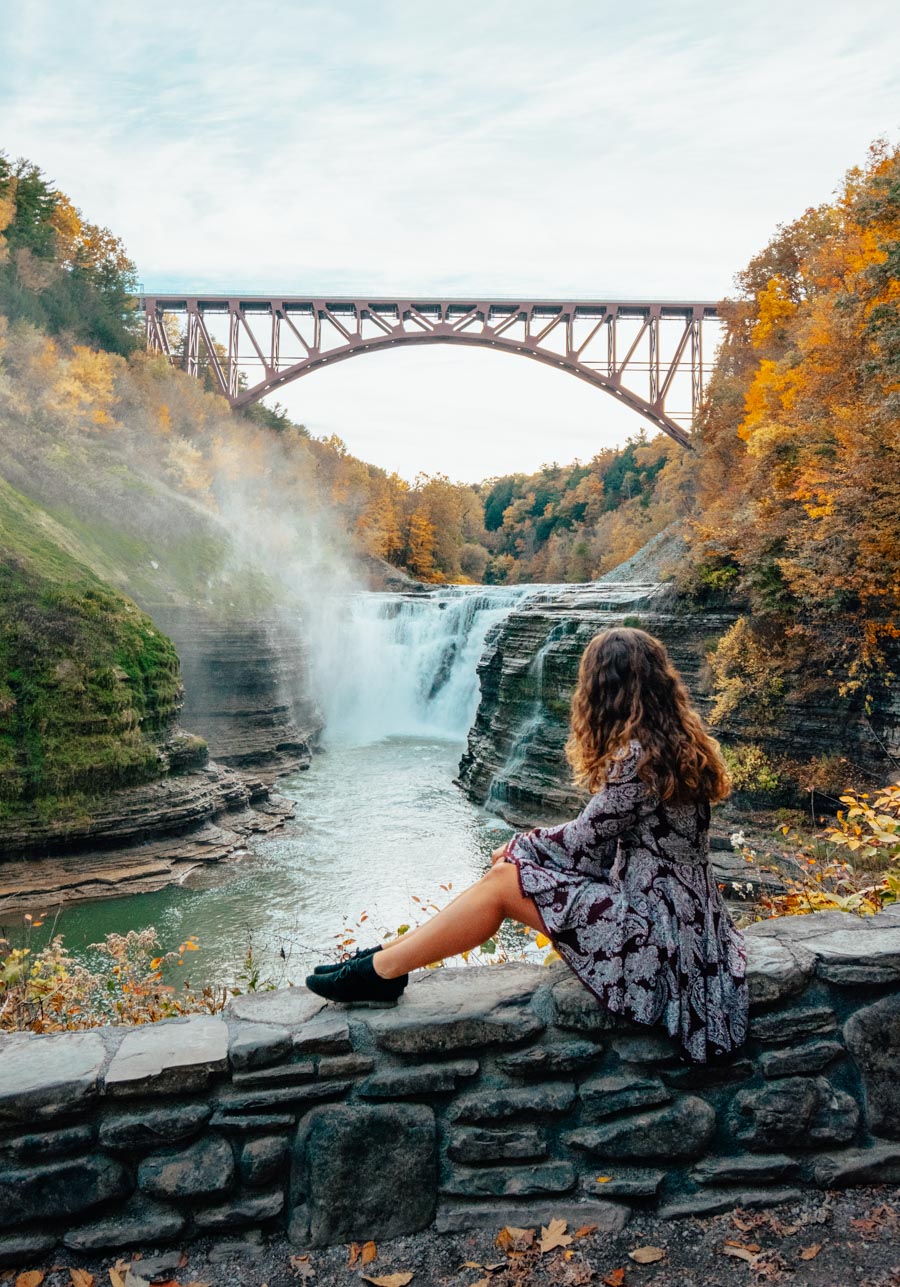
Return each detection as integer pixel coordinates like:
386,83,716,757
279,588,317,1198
37,586,539,989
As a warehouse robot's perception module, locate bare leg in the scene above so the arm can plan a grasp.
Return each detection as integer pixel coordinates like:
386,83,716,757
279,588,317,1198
372,862,544,979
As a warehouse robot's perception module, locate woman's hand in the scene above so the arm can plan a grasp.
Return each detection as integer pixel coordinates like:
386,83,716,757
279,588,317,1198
491,841,511,866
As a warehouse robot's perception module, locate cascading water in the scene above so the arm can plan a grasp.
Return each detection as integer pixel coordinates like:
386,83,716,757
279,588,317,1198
313,585,535,747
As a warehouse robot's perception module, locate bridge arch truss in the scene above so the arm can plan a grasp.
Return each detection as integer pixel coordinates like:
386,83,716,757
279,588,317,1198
141,295,720,447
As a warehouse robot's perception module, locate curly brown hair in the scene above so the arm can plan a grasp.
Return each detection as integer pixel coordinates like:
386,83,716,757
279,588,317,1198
566,626,730,804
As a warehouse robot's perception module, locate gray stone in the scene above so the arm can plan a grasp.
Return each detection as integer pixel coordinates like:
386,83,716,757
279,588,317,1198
63,1196,185,1250
443,1161,577,1197
744,934,815,1008
230,1061,318,1088
728,1076,858,1150
99,1102,212,1152
210,1111,296,1132
844,996,900,1138
241,1134,289,1187
359,1060,478,1099
581,1170,665,1198
497,1040,604,1077
291,1104,437,1246
226,988,328,1028
692,1154,800,1185
450,1084,576,1124
0,1230,57,1268
448,1125,548,1164
214,1077,354,1113
228,1022,293,1071
105,1015,228,1094
138,1135,235,1199
658,1187,804,1219
809,925,900,985
435,1199,629,1235
128,1251,183,1282
0,1155,130,1228
579,1074,671,1120
193,1189,284,1229
565,1096,716,1161
746,911,857,941
760,1040,844,1078
814,1143,900,1187
551,975,632,1033
316,1054,375,1079
0,1031,105,1121
0,1123,94,1162
750,1005,837,1044
291,1012,352,1055
363,965,545,1054
610,1034,681,1065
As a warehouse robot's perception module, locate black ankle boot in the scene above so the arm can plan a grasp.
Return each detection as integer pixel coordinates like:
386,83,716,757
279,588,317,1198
313,945,381,975
305,950,407,1004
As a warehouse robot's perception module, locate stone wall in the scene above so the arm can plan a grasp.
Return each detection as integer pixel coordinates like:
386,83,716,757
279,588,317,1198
2,908,900,1264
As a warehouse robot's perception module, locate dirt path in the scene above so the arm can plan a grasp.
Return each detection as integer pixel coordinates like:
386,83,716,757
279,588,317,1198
11,1186,900,1287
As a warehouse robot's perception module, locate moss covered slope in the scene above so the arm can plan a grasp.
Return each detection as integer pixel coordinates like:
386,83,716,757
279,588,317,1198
0,478,189,825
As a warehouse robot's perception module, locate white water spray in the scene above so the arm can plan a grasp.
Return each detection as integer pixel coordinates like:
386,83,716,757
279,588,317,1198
312,586,534,748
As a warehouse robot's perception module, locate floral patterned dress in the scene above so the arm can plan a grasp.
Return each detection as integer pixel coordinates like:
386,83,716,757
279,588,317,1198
504,739,748,1063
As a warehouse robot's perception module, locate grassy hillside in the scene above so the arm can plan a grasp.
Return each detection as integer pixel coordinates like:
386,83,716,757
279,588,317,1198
0,477,187,824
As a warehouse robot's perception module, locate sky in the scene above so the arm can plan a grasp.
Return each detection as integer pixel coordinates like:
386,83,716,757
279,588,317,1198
3,0,899,481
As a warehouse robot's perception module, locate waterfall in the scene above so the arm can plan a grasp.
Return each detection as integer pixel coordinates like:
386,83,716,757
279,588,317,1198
312,585,534,748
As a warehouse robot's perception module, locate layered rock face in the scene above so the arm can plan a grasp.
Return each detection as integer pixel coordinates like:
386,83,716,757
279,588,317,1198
458,581,895,828
1,908,899,1258
151,608,322,782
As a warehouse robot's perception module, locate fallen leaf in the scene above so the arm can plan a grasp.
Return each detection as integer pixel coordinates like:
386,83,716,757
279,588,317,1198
361,1242,377,1266
349,1245,361,1268
628,1246,666,1265
15,1274,44,1287
595,1176,612,1184
540,1218,573,1254
602,1271,625,1287
495,1227,535,1252
70,1273,94,1287
799,1244,821,1261
289,1254,315,1282
573,1225,598,1240
722,1245,757,1264
725,1240,760,1254
361,1276,413,1287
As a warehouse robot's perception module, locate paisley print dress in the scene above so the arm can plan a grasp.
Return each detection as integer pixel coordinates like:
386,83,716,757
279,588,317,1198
504,739,748,1063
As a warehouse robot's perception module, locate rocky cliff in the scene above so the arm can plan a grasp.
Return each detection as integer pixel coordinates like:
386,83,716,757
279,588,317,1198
457,580,897,832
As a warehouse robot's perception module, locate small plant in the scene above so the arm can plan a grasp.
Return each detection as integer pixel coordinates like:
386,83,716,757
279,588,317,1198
723,744,780,794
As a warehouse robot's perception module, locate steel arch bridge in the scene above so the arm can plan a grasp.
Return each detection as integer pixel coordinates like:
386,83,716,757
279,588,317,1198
140,294,720,447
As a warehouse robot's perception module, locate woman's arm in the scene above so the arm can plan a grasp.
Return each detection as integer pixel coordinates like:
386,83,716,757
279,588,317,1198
505,771,651,868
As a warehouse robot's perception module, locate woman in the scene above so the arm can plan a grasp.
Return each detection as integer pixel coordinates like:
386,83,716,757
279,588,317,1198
306,626,748,1064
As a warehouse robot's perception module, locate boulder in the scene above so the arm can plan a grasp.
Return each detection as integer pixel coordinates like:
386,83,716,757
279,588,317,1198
291,1104,437,1246
137,1135,235,1199
844,995,900,1138
565,1096,716,1161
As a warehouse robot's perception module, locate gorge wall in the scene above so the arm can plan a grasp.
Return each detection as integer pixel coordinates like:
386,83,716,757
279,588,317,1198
458,580,899,831
1,908,900,1263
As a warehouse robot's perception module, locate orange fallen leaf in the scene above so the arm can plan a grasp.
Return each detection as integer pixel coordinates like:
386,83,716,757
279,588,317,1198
361,1275,413,1287
539,1217,572,1254
573,1225,598,1239
70,1273,94,1287
496,1226,535,1252
361,1242,377,1266
722,1245,757,1264
628,1246,666,1265
602,1270,625,1287
724,1239,760,1254
15,1274,45,1287
799,1244,821,1261
595,1175,612,1184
